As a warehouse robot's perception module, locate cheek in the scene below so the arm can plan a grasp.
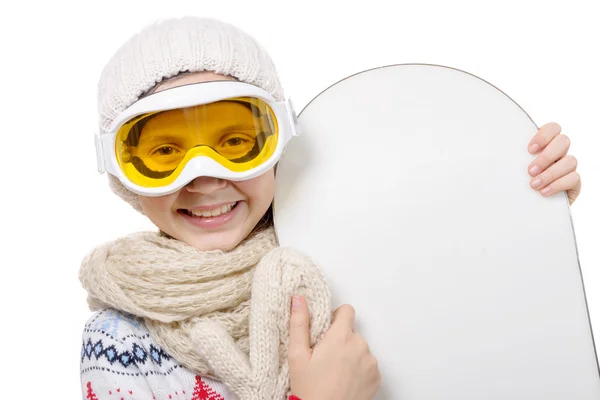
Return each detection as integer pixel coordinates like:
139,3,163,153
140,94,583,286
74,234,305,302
138,194,177,221
238,170,275,209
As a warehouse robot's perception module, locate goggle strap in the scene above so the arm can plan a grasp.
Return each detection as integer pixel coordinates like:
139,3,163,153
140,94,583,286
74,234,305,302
94,132,106,174
285,97,301,137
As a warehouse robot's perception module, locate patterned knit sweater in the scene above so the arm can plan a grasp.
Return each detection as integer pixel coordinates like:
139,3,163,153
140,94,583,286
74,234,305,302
80,309,235,400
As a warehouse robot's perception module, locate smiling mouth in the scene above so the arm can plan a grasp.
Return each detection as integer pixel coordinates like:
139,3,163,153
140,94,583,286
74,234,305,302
180,202,239,218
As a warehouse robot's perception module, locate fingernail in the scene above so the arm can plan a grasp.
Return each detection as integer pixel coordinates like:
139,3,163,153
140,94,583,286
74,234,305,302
532,178,542,188
292,296,303,310
541,187,551,195
529,165,540,175
529,143,540,153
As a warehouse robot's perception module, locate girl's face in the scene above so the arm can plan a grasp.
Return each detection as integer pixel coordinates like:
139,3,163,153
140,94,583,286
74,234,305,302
137,72,275,251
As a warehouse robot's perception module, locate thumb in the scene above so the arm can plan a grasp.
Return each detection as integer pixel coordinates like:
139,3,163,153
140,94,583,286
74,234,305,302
288,295,311,367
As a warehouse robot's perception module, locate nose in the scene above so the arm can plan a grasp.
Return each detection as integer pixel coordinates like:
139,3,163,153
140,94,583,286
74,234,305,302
185,176,228,194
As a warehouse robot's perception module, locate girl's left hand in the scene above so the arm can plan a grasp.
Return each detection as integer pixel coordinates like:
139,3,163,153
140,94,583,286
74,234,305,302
527,122,581,205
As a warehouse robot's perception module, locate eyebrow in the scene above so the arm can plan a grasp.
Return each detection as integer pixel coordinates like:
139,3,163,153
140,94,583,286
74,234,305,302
218,124,256,132
126,104,261,147
139,135,183,145
137,125,256,146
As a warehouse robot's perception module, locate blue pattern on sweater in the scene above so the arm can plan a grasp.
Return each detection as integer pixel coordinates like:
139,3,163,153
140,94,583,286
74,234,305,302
81,309,173,372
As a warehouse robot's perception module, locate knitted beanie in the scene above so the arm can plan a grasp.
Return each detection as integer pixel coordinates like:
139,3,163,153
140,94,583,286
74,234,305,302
97,17,284,213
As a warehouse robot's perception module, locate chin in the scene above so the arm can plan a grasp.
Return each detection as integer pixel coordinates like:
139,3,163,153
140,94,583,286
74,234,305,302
183,228,248,252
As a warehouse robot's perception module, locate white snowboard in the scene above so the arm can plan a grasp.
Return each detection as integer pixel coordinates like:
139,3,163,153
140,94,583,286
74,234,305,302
273,64,600,399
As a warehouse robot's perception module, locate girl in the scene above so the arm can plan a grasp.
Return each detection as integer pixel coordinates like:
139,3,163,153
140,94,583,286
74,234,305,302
79,16,581,400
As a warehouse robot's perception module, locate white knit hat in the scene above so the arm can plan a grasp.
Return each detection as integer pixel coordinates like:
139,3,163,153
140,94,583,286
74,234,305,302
97,17,284,213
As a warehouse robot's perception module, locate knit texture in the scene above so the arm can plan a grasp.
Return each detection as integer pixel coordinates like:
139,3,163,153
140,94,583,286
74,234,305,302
81,309,233,399
79,227,332,400
97,17,284,213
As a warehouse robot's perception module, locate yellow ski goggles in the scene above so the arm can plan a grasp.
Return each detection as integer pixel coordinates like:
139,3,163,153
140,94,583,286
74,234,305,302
95,81,299,196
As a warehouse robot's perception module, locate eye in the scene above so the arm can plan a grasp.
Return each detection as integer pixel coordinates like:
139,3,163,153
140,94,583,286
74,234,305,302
152,146,179,156
220,133,254,147
224,137,247,147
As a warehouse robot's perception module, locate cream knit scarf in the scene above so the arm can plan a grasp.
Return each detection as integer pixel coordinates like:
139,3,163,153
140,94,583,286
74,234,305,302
79,227,332,399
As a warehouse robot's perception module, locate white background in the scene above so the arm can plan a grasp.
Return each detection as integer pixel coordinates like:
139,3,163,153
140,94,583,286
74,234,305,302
1,0,598,397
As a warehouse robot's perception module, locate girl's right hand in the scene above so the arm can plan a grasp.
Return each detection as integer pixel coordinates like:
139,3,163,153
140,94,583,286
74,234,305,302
288,296,381,400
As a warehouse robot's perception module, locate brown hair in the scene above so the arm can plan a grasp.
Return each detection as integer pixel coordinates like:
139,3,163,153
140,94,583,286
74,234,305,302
250,205,274,235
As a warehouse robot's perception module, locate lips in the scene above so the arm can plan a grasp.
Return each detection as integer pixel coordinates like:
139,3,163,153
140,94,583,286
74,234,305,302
182,202,238,218
178,201,242,229
179,201,240,218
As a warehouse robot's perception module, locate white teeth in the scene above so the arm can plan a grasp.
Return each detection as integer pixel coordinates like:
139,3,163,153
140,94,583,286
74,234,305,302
189,202,236,218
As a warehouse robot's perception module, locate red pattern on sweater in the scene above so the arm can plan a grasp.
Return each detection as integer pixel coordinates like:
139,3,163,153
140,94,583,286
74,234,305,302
86,378,226,400
191,376,225,400
85,382,99,400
